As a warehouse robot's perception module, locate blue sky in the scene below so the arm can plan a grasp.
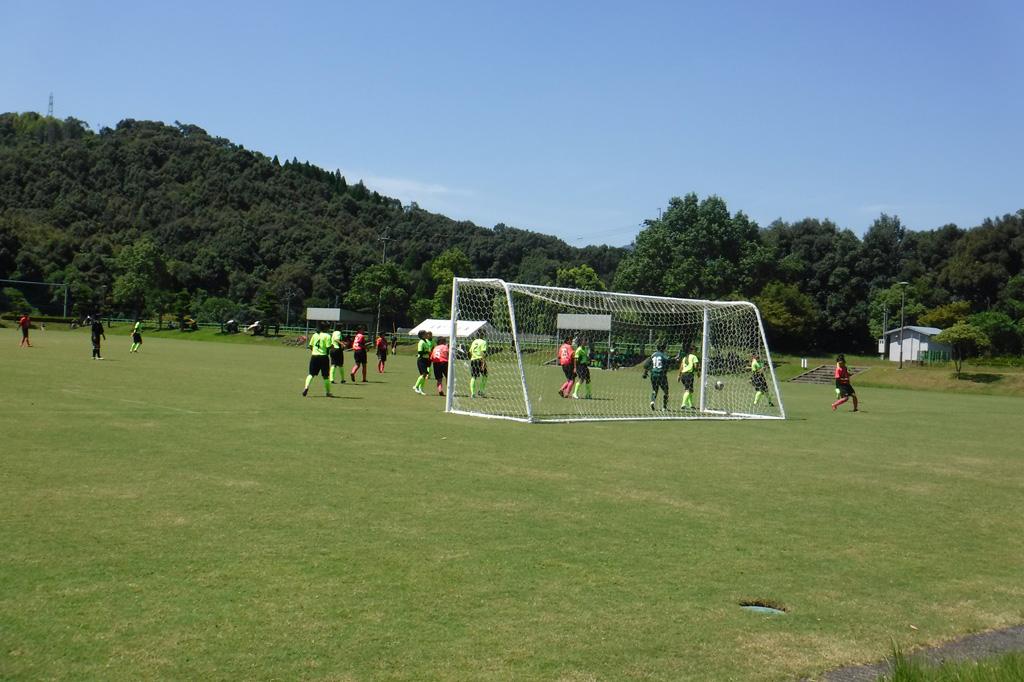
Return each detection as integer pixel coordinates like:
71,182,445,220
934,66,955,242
4,1,1022,246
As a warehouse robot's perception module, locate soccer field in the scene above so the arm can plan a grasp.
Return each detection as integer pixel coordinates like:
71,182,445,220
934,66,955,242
1,328,1022,680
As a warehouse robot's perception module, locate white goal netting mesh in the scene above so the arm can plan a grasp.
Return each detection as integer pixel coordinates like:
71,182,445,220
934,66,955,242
445,279,785,422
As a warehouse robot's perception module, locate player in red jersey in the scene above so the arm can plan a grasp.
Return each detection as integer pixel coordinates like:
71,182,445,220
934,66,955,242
556,335,574,397
430,337,450,396
349,325,368,383
375,332,388,373
831,354,859,412
18,313,32,347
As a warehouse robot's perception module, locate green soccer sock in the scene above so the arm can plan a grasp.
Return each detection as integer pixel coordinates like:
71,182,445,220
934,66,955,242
304,375,313,390
415,376,424,391
754,391,763,405
324,379,331,394
329,366,336,382
572,380,580,398
585,383,592,398
682,390,691,408
469,377,476,395
479,376,488,392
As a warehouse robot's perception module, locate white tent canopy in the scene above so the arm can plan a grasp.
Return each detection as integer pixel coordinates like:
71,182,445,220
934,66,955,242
408,319,490,339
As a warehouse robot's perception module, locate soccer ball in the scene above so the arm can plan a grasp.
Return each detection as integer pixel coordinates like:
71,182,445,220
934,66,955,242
714,380,725,390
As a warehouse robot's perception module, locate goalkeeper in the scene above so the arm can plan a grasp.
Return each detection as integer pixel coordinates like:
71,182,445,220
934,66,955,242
642,342,670,411
751,353,774,406
571,337,592,399
469,336,489,398
677,344,699,410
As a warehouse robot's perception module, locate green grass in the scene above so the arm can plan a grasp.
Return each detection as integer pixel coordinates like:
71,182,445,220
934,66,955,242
881,648,1024,681
2,328,1023,680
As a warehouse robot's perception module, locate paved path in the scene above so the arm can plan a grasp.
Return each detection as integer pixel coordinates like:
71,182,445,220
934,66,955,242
813,624,1024,681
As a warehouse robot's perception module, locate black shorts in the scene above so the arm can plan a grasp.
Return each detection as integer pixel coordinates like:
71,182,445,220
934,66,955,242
561,364,575,381
353,349,367,364
680,372,694,391
471,359,487,377
433,362,448,382
329,347,344,367
752,374,769,392
651,374,668,393
838,382,855,397
308,355,330,378
575,364,590,382
132,332,142,343
21,327,29,338
91,335,102,348
417,357,431,375
377,351,387,362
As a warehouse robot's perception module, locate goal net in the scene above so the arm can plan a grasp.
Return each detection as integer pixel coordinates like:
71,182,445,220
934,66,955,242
445,278,785,423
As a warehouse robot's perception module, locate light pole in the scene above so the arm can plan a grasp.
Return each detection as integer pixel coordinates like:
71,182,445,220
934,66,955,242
897,281,909,369
375,229,393,338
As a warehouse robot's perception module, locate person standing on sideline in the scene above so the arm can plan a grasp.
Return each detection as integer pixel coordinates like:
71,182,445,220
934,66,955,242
831,354,858,412
751,353,775,407
349,325,368,383
389,332,398,355
129,320,143,353
329,324,346,384
90,315,106,359
642,342,671,411
572,337,593,399
430,336,450,396
413,330,431,394
375,331,389,373
556,335,575,398
303,322,334,397
18,313,32,347
468,335,488,397
677,344,700,410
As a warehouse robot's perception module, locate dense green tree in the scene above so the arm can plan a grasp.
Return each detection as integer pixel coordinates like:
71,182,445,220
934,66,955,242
754,282,818,352
111,237,167,318
344,262,409,327
968,311,1021,355
934,322,990,378
555,264,605,291
918,301,972,329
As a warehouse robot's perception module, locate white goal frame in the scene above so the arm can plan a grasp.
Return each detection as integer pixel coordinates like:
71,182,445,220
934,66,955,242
445,278,786,423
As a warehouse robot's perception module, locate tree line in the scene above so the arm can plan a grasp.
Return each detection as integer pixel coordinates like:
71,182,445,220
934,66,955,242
1,111,1022,356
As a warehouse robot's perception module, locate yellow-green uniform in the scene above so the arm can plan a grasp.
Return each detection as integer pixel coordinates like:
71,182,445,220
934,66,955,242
303,331,333,396
572,345,591,399
751,357,772,406
469,338,488,397
413,337,432,393
678,351,699,408
130,321,143,352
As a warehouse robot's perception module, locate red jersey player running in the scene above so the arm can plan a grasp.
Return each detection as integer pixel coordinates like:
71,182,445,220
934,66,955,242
831,354,859,412
18,313,32,347
430,337,450,396
556,335,575,398
349,326,368,383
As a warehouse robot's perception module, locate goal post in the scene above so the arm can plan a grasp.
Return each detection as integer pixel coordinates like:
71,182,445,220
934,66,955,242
446,278,786,423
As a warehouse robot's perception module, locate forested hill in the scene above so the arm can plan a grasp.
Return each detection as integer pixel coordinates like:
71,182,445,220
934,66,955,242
2,112,1023,355
0,112,624,324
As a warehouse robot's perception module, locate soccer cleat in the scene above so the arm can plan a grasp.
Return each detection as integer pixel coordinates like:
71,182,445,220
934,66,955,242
302,388,309,397
650,401,655,410
478,391,486,398
326,393,334,398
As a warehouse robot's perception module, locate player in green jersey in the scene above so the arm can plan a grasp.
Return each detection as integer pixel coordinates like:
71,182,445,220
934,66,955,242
571,338,592,399
413,330,431,395
677,344,699,409
130,320,143,353
468,336,489,397
329,325,346,384
303,322,334,397
751,353,774,406
642,342,670,411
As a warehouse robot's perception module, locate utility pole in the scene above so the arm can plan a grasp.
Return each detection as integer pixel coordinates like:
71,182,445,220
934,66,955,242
47,93,53,118
375,228,393,338
897,281,910,369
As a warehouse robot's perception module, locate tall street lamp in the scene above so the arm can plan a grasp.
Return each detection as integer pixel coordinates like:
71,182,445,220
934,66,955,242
898,281,910,369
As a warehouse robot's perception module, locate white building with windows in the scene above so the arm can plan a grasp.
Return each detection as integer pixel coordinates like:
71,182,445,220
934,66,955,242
879,326,951,363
